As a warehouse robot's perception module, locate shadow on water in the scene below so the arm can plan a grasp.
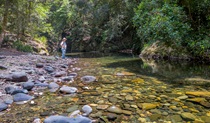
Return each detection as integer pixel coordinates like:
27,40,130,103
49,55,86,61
67,52,210,88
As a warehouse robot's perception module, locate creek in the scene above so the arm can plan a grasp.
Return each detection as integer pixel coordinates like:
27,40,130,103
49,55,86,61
0,52,210,123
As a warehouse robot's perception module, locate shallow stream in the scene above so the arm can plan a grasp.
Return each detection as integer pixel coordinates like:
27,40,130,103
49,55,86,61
0,52,210,123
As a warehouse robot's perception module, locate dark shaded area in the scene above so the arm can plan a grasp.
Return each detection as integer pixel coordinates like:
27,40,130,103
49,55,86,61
73,52,210,88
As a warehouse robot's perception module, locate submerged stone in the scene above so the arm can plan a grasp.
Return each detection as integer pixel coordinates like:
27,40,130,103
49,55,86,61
43,115,92,123
107,105,123,114
81,76,96,83
60,85,77,94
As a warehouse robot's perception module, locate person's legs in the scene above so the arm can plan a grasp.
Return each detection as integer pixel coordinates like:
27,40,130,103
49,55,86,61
61,48,66,59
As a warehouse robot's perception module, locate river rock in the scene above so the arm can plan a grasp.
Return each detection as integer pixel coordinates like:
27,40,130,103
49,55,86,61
36,63,44,68
199,101,210,108
66,105,79,113
140,103,159,110
22,81,35,90
11,72,28,82
68,72,77,77
44,66,54,73
170,115,183,122
0,65,7,70
107,113,117,121
201,116,210,123
60,85,77,94
81,75,96,83
11,89,28,95
82,105,92,116
181,112,197,121
187,98,206,103
125,95,134,101
35,82,49,87
54,71,67,77
186,91,210,97
149,114,161,121
13,93,34,102
48,82,59,92
61,76,74,82
0,103,8,112
5,86,16,94
43,115,92,123
96,105,109,110
69,110,81,117
177,95,188,100
107,105,123,114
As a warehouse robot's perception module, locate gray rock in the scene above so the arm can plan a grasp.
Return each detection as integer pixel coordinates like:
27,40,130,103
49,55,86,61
43,115,92,123
68,72,77,77
81,76,96,83
5,86,16,94
11,89,28,95
11,72,28,82
44,66,54,73
36,63,44,68
22,81,35,90
0,65,7,70
60,85,77,94
82,105,92,116
48,82,59,92
35,82,49,87
13,93,34,102
107,113,117,121
0,103,8,112
61,76,74,82
54,71,67,77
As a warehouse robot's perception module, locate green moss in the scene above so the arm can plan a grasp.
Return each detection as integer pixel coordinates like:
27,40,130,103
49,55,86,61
13,41,33,52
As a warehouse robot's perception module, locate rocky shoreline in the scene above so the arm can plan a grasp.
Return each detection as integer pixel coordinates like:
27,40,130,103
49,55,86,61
0,53,96,122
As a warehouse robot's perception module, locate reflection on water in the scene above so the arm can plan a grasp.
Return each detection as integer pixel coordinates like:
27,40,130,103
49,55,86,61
68,52,210,87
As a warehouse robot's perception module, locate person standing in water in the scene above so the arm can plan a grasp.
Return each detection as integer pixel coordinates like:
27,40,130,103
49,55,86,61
60,37,67,59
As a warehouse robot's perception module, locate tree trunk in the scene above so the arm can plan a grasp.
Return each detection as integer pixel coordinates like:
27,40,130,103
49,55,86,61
1,0,9,47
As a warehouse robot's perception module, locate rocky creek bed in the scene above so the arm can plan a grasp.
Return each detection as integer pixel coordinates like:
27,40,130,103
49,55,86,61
0,53,210,123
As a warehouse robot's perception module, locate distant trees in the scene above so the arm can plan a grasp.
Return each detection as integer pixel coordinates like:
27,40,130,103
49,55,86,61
0,0,209,57
133,0,210,56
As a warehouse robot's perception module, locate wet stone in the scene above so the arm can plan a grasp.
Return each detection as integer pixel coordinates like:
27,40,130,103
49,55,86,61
0,103,8,112
66,105,79,113
108,97,118,103
82,105,92,116
149,114,161,121
107,113,117,121
181,112,197,121
170,115,183,122
107,105,123,114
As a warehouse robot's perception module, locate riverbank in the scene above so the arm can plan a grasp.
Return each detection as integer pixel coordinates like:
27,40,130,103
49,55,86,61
0,49,94,122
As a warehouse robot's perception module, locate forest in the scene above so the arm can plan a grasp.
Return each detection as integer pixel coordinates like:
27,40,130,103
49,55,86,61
0,0,210,60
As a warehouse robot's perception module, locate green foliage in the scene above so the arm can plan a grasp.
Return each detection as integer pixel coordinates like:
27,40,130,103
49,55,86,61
13,41,33,52
188,36,210,56
133,1,191,45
